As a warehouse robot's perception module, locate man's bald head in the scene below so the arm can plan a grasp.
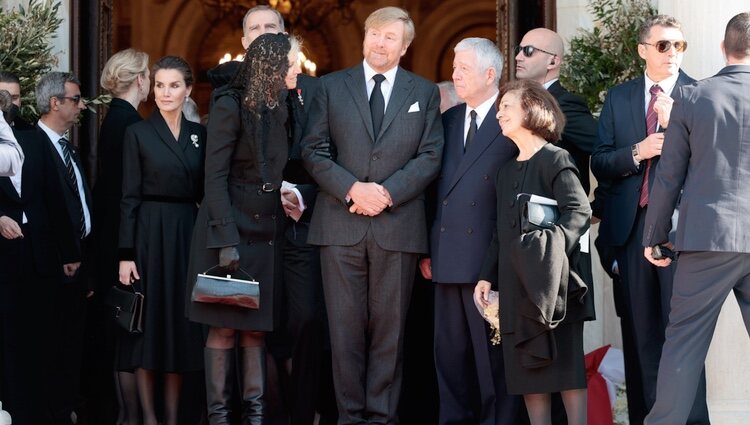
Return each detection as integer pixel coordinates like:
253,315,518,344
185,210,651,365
515,28,565,83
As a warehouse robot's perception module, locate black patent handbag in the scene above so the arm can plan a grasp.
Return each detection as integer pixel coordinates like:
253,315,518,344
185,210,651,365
192,266,260,309
105,285,144,333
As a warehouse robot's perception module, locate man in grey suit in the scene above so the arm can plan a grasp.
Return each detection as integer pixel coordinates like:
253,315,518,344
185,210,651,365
420,37,519,425
591,15,709,425
301,6,443,424
642,12,750,424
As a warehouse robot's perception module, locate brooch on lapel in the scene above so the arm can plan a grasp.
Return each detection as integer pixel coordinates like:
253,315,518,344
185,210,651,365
297,88,304,107
191,134,199,148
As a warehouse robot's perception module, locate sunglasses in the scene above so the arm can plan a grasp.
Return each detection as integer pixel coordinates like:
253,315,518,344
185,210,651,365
641,40,688,53
514,45,556,58
57,95,83,104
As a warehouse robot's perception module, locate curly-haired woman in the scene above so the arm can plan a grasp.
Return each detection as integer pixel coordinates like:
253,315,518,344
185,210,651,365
185,32,301,424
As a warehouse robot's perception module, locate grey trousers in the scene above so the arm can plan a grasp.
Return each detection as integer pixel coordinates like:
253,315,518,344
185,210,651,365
645,251,750,424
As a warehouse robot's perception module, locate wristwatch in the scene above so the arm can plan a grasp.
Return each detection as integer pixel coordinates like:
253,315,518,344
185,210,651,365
631,144,640,161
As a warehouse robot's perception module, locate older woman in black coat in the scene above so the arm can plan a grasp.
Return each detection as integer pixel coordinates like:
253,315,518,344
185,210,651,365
475,80,593,425
185,33,301,424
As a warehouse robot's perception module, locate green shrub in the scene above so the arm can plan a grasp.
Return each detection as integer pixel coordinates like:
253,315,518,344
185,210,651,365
560,0,657,114
0,0,63,121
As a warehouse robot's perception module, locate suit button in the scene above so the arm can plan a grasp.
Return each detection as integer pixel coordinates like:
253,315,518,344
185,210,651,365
442,200,448,206
254,214,260,220
271,214,276,219
440,227,445,232
471,201,476,206
483,175,489,180
467,228,473,234
372,155,378,161
268,240,274,246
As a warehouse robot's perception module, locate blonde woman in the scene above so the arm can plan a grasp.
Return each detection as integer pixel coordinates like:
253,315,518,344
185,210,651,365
93,48,150,425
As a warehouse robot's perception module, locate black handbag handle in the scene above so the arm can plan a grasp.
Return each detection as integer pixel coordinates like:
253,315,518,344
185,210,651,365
202,265,255,281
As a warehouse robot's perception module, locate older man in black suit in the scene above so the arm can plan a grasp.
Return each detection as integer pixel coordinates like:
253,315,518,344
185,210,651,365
301,6,443,424
591,15,709,425
642,12,750,424
420,37,519,425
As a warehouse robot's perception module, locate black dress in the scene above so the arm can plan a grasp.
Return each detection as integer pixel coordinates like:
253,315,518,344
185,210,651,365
186,89,288,331
479,144,593,394
118,111,206,372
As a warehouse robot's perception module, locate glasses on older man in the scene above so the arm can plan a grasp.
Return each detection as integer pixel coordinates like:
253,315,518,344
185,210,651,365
514,44,556,58
57,95,83,104
641,40,688,53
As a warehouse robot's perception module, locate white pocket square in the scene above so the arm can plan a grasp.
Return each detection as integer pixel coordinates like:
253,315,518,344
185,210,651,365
408,101,420,113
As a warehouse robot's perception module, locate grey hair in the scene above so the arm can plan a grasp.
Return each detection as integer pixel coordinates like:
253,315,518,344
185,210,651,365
35,72,81,115
242,5,285,32
454,37,504,85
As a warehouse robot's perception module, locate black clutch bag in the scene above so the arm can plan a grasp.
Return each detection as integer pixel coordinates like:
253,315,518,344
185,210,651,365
517,193,560,233
192,266,260,309
105,285,144,334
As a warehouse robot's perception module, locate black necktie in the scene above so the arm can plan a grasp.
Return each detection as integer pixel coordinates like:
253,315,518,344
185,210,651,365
465,110,478,153
370,74,386,137
59,138,86,237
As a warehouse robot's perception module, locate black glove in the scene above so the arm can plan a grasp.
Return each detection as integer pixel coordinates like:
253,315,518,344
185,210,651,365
313,137,336,160
218,246,240,271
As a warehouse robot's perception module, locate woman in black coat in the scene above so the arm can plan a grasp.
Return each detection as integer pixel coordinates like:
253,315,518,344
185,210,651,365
118,56,206,425
475,80,592,425
93,48,150,425
185,33,301,424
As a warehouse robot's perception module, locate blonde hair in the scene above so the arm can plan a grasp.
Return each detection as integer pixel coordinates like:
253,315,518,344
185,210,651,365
364,6,415,45
100,48,149,95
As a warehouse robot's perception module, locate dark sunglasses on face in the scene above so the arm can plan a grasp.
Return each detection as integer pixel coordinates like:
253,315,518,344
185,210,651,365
57,95,83,104
641,39,688,53
514,44,556,58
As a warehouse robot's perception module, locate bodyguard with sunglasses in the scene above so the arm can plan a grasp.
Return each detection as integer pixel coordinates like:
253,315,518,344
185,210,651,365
591,15,709,425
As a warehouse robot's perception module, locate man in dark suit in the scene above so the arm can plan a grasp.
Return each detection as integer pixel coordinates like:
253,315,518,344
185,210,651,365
33,71,92,425
301,6,443,423
591,15,709,425
642,12,750,424
0,71,34,130
0,121,79,423
419,37,519,425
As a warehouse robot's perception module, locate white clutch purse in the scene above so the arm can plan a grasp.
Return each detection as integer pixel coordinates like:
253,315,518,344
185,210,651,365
474,290,501,345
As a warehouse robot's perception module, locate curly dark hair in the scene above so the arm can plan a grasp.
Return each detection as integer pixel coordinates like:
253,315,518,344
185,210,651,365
229,32,292,114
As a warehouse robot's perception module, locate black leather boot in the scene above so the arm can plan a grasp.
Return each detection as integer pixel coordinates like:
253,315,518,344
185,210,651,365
240,346,266,425
204,347,235,425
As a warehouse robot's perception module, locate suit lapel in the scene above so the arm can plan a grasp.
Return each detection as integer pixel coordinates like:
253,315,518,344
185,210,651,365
378,67,414,140
37,125,77,193
445,104,502,195
344,63,376,142
630,77,647,138
147,111,192,179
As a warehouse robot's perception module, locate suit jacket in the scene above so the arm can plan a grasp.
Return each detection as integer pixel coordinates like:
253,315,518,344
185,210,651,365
643,64,750,252
301,63,444,253
0,130,79,278
429,102,517,283
283,74,320,246
41,125,94,247
548,81,597,194
591,70,695,247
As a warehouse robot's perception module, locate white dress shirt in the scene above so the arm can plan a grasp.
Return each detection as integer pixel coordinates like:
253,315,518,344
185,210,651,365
0,118,23,177
363,60,399,113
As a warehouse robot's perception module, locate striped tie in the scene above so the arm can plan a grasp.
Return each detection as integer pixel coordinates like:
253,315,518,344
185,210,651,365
59,138,86,237
639,84,663,207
